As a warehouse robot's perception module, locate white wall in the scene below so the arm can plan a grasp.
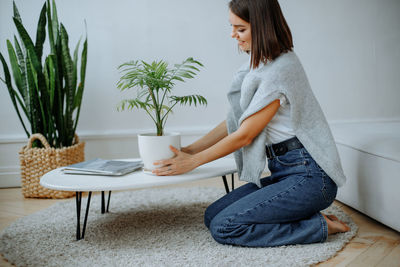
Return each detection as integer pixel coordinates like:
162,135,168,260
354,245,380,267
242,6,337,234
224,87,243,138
1,0,399,187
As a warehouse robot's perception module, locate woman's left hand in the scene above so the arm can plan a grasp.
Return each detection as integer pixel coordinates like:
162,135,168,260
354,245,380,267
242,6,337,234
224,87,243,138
152,146,198,176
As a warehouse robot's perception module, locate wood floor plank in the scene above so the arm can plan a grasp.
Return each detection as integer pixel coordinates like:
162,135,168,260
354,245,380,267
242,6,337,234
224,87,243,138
351,212,400,240
378,243,400,267
349,236,399,266
317,239,373,266
0,200,59,216
335,202,358,216
0,215,23,231
333,200,344,208
317,225,381,267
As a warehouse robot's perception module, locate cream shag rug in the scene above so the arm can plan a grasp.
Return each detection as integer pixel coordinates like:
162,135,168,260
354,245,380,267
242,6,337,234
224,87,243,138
0,187,357,267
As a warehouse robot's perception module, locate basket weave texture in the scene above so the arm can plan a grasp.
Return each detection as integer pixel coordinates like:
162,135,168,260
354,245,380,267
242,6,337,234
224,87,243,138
19,133,85,198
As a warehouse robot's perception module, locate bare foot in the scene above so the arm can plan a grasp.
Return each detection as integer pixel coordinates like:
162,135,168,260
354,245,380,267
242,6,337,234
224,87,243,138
322,213,350,235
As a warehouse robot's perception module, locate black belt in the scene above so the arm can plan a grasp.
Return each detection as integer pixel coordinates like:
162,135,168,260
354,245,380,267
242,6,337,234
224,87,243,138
266,136,303,159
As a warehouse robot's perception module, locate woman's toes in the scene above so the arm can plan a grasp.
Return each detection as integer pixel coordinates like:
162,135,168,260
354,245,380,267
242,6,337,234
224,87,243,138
327,214,349,228
323,213,350,234
327,215,339,221
334,220,350,233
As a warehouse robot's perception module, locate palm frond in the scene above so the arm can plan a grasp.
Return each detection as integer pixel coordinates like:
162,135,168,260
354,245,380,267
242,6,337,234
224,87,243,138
117,57,206,136
170,94,208,107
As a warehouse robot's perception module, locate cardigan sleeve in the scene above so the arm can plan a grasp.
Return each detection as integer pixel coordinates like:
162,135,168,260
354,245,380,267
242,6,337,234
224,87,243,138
278,93,288,108
238,87,286,126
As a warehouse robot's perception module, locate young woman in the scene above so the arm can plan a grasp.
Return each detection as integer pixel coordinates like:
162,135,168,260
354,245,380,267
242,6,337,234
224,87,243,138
153,0,350,247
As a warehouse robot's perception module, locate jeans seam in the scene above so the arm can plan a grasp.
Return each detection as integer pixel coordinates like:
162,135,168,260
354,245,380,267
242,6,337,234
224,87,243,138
318,213,328,242
227,176,308,225
300,149,312,177
275,148,307,167
321,174,329,203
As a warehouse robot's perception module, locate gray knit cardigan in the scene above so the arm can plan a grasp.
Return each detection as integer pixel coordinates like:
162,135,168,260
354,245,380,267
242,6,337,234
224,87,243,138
226,51,346,188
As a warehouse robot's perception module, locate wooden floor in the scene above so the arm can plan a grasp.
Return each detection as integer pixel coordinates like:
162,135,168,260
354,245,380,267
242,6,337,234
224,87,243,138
1,177,399,267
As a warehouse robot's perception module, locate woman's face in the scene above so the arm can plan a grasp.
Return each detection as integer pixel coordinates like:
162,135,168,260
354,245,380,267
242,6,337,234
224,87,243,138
229,10,251,52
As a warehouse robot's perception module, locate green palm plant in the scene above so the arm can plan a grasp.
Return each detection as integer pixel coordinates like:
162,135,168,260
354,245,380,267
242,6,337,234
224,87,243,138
117,57,207,136
0,0,88,148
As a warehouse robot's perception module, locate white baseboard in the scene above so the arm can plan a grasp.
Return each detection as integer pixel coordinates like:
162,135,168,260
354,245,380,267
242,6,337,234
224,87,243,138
0,166,21,188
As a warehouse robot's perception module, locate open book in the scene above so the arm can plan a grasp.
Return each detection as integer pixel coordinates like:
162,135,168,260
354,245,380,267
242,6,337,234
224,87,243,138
61,158,143,176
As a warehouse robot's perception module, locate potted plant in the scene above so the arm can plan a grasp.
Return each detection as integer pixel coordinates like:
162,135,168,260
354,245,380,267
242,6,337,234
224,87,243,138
0,0,88,198
117,58,207,172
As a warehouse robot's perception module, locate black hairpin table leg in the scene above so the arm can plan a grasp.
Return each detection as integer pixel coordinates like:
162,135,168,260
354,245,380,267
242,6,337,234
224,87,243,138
75,191,92,240
221,174,236,194
106,191,112,212
101,191,105,214
222,175,229,194
101,191,112,213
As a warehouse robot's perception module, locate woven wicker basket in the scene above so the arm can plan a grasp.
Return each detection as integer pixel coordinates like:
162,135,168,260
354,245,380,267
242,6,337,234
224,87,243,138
19,133,85,199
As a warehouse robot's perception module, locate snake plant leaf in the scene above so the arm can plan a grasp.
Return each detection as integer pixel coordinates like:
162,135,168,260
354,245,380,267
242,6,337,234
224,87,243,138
13,36,29,110
46,0,55,52
73,37,81,83
25,52,38,134
0,52,30,137
43,57,54,117
60,23,76,135
48,55,56,110
14,36,24,66
51,0,59,44
73,36,88,133
6,40,23,94
12,1,22,24
43,57,50,95
79,37,88,100
6,40,30,123
35,3,47,61
60,24,75,96
12,87,29,122
44,55,56,146
16,8,50,130
12,18,42,74
27,50,48,136
72,37,81,112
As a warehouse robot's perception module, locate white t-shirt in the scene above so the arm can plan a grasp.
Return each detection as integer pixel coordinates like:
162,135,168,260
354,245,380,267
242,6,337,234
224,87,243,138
265,94,295,145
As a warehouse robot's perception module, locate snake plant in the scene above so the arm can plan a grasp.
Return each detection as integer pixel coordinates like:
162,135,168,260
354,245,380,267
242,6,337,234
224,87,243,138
117,58,207,136
0,0,88,148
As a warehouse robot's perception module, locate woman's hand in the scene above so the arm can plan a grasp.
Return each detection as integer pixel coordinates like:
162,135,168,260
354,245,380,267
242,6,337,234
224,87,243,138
152,146,199,176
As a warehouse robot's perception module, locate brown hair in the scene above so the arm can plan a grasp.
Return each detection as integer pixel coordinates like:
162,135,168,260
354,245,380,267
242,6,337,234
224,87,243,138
229,0,293,69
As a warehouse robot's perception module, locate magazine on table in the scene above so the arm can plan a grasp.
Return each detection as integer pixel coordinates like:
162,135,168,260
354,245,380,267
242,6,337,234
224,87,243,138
61,158,143,176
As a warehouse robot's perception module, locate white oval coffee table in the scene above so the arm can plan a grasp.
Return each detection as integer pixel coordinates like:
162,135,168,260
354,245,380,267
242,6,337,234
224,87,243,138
41,157,237,240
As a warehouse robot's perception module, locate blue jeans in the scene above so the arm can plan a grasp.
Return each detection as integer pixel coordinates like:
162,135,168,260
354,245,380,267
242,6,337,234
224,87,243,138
204,145,338,247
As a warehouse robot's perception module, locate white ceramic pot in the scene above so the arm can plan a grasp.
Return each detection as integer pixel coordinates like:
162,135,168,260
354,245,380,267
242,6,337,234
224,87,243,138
138,132,181,172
